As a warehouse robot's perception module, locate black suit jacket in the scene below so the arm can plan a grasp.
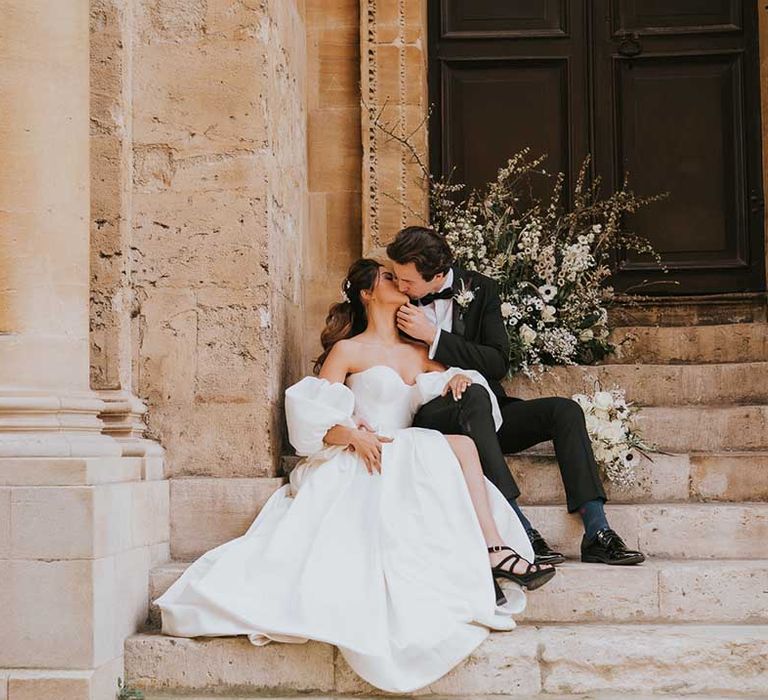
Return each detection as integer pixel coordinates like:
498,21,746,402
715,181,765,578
431,267,517,402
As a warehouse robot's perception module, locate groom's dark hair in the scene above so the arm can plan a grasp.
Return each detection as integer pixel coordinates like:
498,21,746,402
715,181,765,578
386,226,453,281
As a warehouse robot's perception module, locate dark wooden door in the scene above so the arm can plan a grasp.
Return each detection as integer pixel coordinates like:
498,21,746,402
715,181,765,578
428,0,766,295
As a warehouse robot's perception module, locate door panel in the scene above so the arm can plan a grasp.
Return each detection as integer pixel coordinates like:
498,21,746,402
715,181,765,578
620,0,742,33
429,0,589,208
593,0,764,293
442,0,568,38
617,53,745,265
429,0,765,295
442,59,570,199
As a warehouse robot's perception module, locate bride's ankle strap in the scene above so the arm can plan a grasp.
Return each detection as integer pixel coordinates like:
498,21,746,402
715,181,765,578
488,545,512,553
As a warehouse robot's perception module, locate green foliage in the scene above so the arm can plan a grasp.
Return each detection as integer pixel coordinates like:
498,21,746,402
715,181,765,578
117,677,144,700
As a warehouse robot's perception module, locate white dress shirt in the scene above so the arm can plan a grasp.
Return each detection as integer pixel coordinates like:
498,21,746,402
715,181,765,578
420,268,454,360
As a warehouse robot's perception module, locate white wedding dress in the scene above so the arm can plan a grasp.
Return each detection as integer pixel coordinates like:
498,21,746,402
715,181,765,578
156,365,535,693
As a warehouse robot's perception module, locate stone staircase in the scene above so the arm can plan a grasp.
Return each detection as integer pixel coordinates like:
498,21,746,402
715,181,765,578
124,320,768,698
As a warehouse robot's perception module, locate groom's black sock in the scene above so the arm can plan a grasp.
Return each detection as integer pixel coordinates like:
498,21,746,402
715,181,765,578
510,499,534,533
579,499,610,540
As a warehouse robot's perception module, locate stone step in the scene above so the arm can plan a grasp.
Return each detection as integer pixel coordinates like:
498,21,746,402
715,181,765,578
607,296,767,327
140,696,756,700
503,362,768,406
524,503,768,560
509,452,768,505
634,405,768,451
514,406,768,452
168,493,768,562
512,560,768,624
284,450,768,505
147,560,187,627
145,558,768,629
125,624,768,696
270,409,767,469
169,477,285,561
604,323,768,364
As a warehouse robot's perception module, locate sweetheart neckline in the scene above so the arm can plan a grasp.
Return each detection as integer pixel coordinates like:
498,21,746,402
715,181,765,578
347,364,421,388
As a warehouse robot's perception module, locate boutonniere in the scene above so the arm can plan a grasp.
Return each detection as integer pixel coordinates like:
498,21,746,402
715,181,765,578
453,279,477,313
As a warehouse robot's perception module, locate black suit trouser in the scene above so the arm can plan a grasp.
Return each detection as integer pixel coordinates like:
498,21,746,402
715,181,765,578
412,385,606,513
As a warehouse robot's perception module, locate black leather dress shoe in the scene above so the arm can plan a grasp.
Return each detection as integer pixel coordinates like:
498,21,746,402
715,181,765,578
581,527,646,565
527,528,566,565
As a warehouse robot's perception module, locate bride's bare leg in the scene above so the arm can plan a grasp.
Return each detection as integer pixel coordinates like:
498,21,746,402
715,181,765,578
445,435,553,576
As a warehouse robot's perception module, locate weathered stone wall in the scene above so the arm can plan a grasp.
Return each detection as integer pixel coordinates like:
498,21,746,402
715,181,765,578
89,0,308,478
304,0,363,362
88,0,768,472
760,4,768,274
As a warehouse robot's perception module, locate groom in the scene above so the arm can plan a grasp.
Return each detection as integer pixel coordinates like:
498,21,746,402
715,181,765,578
387,225,645,566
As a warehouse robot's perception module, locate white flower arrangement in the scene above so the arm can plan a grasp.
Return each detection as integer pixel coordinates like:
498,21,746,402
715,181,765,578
426,148,669,377
367,110,669,377
572,383,654,488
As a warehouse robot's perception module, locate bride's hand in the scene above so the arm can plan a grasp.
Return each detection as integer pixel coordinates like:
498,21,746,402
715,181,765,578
348,429,393,474
354,416,375,432
442,373,473,401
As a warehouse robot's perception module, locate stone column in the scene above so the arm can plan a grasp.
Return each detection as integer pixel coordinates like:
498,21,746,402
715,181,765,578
89,0,167,472
0,3,169,697
0,0,119,458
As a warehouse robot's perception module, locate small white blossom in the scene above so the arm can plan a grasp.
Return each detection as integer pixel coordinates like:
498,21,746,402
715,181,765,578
579,328,594,341
538,284,558,302
594,391,614,411
541,305,556,323
585,413,601,434
620,449,636,466
519,324,537,345
500,302,514,318
604,419,627,442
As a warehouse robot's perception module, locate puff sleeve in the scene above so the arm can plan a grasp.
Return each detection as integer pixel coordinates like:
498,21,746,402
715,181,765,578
285,376,357,457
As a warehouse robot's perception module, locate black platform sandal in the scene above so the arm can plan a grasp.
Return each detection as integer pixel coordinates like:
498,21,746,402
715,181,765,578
488,545,556,591
493,578,507,606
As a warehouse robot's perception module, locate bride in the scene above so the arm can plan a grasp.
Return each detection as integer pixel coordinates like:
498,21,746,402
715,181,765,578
156,258,555,693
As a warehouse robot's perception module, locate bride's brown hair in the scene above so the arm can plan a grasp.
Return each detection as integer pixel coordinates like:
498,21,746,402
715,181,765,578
313,258,383,374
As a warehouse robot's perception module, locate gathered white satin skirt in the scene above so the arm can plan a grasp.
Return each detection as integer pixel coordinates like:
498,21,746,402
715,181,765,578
156,427,533,693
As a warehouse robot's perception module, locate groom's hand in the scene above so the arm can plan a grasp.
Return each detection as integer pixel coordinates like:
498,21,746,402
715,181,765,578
396,303,437,344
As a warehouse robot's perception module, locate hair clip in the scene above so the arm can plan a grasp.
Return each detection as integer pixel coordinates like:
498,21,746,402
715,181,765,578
341,279,351,303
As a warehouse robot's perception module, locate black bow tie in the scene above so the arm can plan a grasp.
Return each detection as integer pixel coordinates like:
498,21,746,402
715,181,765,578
415,287,454,306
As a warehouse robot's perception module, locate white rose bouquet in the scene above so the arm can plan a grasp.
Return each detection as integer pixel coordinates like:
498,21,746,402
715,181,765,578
572,384,654,488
